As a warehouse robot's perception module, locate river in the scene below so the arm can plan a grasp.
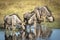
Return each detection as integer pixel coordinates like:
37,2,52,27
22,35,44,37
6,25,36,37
0,29,60,40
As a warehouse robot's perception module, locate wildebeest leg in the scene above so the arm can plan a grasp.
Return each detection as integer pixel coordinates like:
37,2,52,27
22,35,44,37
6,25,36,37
33,20,36,37
26,25,31,40
5,34,8,40
22,32,25,40
12,35,14,40
22,23,25,31
39,24,42,37
29,33,33,40
36,24,40,37
4,22,6,29
7,35,12,40
21,23,26,40
36,24,42,38
26,32,30,40
40,25,43,38
5,23,8,30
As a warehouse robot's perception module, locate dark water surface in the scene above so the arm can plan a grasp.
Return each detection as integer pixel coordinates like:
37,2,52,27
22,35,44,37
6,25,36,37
0,29,60,40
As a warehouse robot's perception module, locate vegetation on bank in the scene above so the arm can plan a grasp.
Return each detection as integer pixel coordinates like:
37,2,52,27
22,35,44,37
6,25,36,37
0,0,60,28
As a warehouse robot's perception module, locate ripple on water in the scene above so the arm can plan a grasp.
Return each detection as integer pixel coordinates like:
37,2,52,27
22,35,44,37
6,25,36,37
0,29,60,40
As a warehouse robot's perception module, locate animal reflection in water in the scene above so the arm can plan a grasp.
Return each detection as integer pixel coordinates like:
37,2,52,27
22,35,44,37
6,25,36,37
4,6,54,40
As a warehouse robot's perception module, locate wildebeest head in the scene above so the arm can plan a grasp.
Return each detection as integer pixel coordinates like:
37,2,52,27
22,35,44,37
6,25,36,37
23,11,35,24
34,6,54,22
41,6,54,22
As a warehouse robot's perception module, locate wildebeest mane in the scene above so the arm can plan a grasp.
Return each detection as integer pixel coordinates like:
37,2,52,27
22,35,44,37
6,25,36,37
44,6,52,15
9,13,22,21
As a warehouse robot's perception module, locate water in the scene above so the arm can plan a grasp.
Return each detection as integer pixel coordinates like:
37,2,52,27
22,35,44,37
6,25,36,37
0,30,5,40
0,29,60,40
49,29,60,40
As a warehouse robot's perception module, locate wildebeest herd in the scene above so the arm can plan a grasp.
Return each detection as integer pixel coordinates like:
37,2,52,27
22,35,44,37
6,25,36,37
4,6,54,40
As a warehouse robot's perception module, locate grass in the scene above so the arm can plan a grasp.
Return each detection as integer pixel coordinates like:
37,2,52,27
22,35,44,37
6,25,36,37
0,0,60,28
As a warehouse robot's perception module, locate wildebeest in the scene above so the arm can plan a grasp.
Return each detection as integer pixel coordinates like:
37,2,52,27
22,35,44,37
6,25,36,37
4,6,54,40
34,6,54,22
23,11,36,40
34,6,54,38
4,14,25,40
23,6,54,39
